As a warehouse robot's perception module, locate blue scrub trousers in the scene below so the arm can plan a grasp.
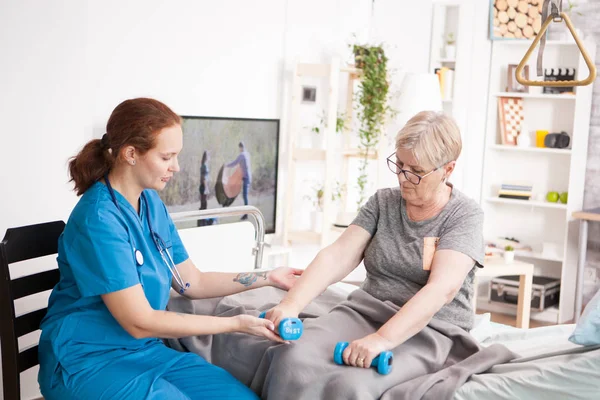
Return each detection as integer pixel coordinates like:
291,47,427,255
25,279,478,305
40,342,259,400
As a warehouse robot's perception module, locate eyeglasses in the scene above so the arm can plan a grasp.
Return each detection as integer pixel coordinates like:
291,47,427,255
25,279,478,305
386,152,444,185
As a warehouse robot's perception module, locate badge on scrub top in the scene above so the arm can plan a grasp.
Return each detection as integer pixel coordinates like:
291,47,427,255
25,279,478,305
135,249,144,266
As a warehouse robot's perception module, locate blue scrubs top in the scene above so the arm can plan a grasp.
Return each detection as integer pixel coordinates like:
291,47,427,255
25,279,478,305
39,181,189,378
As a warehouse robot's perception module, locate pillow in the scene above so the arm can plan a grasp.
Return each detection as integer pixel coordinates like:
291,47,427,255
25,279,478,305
569,287,600,346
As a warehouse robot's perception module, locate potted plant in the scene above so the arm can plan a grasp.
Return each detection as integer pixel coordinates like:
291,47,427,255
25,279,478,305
309,111,347,148
352,43,393,209
310,112,347,135
504,245,515,263
304,183,325,232
445,32,456,59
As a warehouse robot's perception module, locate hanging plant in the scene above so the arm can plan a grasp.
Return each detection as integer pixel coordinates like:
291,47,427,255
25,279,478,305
353,43,392,209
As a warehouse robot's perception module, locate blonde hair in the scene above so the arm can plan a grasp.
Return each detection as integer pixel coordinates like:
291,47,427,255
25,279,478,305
395,111,462,168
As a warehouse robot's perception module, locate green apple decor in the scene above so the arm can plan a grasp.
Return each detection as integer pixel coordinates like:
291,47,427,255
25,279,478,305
559,192,568,204
546,191,559,203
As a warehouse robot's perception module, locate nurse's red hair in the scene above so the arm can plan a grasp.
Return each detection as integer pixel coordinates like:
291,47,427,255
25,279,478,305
68,98,181,196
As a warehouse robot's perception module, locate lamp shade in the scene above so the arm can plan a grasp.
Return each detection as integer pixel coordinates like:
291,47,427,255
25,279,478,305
395,73,443,128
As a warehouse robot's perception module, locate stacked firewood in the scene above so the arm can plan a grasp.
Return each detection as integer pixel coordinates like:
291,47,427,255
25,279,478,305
492,0,543,39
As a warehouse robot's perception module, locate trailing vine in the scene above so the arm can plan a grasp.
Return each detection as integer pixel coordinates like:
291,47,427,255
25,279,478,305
353,44,392,209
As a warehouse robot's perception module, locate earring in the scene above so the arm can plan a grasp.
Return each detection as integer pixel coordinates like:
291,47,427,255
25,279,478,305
131,160,136,166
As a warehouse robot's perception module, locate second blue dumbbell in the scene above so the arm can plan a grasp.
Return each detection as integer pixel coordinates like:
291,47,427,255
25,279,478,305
259,311,303,341
333,341,393,375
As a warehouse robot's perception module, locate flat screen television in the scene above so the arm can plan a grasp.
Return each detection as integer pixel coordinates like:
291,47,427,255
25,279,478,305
159,116,280,234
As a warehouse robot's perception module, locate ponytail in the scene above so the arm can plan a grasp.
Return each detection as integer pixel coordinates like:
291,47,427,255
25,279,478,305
68,98,180,196
68,138,114,196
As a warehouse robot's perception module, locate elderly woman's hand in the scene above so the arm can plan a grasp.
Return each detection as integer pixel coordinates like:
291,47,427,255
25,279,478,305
342,333,395,369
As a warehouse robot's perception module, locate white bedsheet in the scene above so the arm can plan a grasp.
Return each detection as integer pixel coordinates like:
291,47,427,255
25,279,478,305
456,315,600,400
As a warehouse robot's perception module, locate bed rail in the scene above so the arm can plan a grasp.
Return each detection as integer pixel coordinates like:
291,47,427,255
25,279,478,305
170,206,266,270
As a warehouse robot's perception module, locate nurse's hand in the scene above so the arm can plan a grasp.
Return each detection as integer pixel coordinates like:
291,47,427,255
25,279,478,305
234,315,287,343
267,267,303,291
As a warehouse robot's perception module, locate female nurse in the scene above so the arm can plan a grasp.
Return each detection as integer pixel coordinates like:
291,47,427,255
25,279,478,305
38,98,301,400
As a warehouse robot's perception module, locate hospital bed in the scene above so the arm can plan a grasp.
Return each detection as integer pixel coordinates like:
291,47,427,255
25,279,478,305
3,207,596,400
173,206,600,400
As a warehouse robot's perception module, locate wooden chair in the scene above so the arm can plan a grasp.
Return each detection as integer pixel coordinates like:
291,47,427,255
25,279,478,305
0,221,65,400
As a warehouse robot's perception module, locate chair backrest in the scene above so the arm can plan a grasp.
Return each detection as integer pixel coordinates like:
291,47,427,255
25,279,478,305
0,220,65,400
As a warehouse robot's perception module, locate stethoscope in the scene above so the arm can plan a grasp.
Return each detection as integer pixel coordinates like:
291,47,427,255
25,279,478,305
104,175,190,294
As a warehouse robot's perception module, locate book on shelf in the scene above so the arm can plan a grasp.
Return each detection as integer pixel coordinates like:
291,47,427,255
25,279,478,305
498,193,531,200
434,67,454,101
498,182,533,200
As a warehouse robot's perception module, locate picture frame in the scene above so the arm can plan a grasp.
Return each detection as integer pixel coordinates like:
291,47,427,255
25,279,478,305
159,116,280,234
507,64,529,93
302,86,317,103
498,96,524,146
489,0,542,41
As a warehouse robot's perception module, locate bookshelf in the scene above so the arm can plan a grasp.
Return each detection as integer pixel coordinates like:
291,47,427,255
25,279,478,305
478,37,597,324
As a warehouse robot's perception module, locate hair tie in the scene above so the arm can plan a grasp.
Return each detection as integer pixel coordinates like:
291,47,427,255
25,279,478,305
100,133,109,150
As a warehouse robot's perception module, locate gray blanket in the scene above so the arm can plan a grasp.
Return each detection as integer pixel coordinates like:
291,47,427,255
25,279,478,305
166,287,516,400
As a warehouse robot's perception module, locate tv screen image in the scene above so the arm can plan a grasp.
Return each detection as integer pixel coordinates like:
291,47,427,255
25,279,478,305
159,116,280,234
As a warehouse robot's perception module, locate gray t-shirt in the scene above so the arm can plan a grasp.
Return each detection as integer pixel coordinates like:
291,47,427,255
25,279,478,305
351,185,484,330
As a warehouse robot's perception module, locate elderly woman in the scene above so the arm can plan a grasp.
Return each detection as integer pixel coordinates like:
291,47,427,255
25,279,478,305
263,111,485,398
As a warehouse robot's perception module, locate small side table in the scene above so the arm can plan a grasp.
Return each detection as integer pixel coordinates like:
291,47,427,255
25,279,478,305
572,207,600,322
474,257,534,329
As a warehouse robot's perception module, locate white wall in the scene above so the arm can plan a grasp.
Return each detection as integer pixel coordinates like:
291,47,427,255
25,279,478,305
0,1,437,398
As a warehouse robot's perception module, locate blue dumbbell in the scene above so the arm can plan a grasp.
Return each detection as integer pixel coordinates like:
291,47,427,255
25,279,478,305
333,341,393,375
259,311,303,341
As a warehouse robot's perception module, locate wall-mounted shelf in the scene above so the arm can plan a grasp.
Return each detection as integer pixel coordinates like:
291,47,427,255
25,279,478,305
489,145,572,155
492,92,576,100
341,148,379,159
485,197,568,210
292,148,326,161
494,40,576,46
514,250,563,263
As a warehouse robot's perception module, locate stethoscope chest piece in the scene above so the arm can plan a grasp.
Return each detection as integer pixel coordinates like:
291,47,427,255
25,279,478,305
135,249,144,266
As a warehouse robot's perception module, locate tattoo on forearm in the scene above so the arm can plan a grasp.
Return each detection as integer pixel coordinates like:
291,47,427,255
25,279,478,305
233,271,268,287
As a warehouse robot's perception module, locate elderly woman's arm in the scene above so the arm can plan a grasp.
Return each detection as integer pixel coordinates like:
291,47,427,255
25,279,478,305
265,225,371,323
342,249,475,368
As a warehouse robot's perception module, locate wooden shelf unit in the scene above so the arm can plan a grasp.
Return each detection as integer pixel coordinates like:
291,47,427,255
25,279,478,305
282,59,384,247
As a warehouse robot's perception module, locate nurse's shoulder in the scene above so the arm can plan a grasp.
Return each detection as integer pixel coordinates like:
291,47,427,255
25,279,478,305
64,182,126,240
